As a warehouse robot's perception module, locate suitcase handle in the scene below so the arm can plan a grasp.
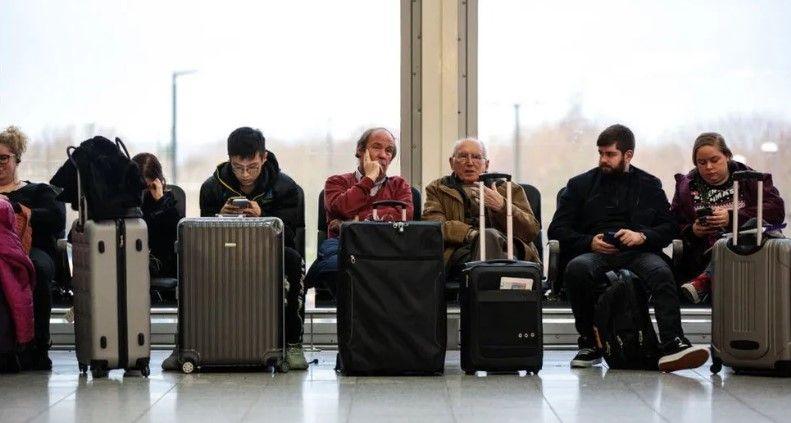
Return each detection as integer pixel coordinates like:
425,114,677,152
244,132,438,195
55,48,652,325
483,259,518,265
371,200,408,221
732,171,768,246
478,173,514,261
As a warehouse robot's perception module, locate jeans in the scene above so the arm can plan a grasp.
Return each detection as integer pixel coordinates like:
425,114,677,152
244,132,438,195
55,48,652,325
564,251,683,347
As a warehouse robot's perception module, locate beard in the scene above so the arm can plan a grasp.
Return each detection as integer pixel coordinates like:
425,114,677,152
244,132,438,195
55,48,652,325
600,157,627,174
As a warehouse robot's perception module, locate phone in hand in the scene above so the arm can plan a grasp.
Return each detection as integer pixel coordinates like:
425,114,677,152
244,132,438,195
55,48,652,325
230,197,251,208
603,231,622,248
696,207,713,225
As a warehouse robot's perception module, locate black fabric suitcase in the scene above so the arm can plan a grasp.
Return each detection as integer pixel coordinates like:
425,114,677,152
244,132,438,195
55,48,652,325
461,174,543,375
336,201,446,375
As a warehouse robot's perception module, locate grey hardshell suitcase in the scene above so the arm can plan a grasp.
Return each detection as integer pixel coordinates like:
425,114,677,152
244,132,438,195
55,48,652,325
710,170,791,375
71,168,151,378
176,217,288,373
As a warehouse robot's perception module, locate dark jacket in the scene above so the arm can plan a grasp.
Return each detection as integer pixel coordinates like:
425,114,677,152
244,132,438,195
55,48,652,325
142,190,183,278
548,165,677,261
670,161,785,278
199,151,304,253
2,182,66,258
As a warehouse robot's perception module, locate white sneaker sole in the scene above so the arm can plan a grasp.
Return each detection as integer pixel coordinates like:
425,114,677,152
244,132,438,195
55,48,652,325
681,283,701,304
570,357,602,368
658,345,709,372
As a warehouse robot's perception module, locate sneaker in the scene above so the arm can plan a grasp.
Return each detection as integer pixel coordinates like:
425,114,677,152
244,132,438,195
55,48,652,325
286,344,309,370
570,348,602,368
681,273,711,304
161,350,180,371
18,346,51,371
0,352,20,373
658,337,709,372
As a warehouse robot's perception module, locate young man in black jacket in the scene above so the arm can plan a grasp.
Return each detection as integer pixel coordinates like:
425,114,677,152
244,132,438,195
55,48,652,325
548,124,709,372
163,127,308,371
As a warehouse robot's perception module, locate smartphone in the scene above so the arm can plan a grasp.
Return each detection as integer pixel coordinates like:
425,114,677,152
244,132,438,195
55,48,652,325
231,198,251,208
603,231,622,248
696,207,712,225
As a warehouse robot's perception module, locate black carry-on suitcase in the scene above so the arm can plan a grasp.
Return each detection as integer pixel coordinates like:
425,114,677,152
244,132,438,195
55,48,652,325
336,200,446,375
461,173,543,375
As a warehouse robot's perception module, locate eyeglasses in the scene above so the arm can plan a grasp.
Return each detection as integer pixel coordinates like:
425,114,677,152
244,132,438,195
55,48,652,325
231,162,262,175
0,154,15,164
453,153,485,162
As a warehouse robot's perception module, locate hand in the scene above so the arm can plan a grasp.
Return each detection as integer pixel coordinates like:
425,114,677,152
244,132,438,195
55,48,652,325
615,229,646,247
220,202,239,215
327,219,342,234
692,220,718,237
148,179,164,201
591,233,619,254
363,149,382,181
471,182,505,210
241,200,262,217
706,208,729,228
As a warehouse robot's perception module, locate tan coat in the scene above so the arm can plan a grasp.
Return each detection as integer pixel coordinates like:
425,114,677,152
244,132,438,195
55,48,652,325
422,176,540,265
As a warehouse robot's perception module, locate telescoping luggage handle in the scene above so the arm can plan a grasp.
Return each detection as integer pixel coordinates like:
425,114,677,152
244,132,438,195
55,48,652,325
371,200,409,222
732,170,767,246
68,137,133,228
478,173,514,261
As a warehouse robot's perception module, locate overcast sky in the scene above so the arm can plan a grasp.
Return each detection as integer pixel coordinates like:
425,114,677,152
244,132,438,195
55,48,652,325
2,0,790,156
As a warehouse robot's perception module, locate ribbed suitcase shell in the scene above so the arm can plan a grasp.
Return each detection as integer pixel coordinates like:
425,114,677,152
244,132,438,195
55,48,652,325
711,237,791,372
72,218,151,375
177,217,286,371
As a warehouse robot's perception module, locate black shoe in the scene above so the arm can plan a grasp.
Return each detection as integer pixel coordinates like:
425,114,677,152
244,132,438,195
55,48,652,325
19,346,52,371
570,348,602,368
0,352,20,373
658,337,709,372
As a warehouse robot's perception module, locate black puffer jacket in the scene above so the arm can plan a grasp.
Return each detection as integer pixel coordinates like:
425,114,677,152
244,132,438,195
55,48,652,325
142,190,182,278
199,151,304,253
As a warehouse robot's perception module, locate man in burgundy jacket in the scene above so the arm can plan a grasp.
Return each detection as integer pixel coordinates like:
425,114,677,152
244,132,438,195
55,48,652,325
305,127,413,296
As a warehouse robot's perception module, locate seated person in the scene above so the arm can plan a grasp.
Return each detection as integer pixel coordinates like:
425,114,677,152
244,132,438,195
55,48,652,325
305,127,413,296
132,153,183,280
671,132,785,303
547,124,708,372
163,127,309,371
0,197,36,373
422,138,540,284
0,126,66,371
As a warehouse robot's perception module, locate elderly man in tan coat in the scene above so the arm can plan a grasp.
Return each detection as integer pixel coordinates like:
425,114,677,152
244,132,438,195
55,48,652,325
422,138,541,283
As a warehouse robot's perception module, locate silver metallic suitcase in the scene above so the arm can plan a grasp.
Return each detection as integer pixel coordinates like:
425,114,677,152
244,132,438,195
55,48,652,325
71,163,151,378
710,170,791,375
176,217,287,373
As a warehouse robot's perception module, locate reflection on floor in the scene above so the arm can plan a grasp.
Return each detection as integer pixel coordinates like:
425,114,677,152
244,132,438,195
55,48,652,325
1,349,787,423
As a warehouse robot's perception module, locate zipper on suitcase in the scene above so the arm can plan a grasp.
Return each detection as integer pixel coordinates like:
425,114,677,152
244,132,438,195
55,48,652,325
116,219,129,369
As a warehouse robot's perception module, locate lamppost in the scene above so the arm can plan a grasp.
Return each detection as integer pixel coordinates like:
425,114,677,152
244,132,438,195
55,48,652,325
171,70,197,184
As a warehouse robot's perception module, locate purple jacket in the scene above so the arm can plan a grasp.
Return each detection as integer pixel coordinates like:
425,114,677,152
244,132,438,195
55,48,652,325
0,199,36,344
670,161,785,278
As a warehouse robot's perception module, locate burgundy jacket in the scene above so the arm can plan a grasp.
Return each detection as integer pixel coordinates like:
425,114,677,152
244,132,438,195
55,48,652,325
324,172,414,238
670,161,785,278
0,199,36,344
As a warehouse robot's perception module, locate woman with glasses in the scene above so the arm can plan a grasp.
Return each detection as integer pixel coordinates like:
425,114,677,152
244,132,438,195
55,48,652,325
0,126,66,370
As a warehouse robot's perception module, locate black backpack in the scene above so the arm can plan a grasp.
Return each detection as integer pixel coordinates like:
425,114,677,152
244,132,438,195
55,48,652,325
50,136,145,221
593,270,660,370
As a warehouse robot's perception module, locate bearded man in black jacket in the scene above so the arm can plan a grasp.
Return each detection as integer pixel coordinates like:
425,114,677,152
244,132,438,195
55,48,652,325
548,124,709,372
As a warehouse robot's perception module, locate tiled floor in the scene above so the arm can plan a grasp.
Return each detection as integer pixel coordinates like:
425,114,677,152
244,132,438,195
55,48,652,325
1,349,788,423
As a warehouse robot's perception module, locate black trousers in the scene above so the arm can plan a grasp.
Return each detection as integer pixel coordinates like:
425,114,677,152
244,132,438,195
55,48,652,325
564,251,683,347
284,247,305,345
29,248,54,351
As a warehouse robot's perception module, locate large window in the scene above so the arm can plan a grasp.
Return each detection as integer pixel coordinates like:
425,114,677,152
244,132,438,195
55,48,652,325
1,0,400,265
479,1,791,228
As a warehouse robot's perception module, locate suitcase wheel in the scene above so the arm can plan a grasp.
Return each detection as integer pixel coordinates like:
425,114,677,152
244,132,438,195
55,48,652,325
141,364,150,377
277,360,290,373
710,357,722,374
78,363,88,374
181,360,196,374
90,364,108,379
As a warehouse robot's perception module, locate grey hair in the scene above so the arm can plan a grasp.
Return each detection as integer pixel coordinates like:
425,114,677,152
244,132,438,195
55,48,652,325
451,137,487,159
